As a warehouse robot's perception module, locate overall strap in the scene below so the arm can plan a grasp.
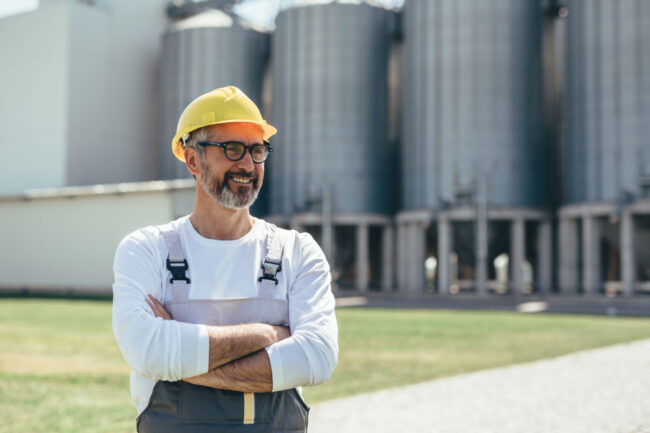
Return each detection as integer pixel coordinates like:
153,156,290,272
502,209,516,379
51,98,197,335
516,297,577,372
159,224,190,303
258,226,288,294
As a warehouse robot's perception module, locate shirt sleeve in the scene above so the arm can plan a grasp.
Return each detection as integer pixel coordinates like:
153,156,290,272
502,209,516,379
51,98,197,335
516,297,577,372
112,230,210,381
265,232,339,391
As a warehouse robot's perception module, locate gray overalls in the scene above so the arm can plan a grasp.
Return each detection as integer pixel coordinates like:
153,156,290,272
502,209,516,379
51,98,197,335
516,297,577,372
137,224,310,433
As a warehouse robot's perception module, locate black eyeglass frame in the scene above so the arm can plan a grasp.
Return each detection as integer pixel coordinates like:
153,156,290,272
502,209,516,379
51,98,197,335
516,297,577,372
196,140,273,163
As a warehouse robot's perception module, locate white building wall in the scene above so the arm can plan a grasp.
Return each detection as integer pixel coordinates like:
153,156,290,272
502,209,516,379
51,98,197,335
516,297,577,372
0,0,169,197
0,1,71,195
65,2,112,186
0,181,195,294
66,0,169,186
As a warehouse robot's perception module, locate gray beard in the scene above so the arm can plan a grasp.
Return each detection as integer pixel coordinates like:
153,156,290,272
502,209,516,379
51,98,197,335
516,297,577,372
199,160,260,210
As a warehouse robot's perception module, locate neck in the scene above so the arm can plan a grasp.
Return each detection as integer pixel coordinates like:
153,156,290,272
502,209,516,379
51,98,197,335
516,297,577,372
189,187,255,241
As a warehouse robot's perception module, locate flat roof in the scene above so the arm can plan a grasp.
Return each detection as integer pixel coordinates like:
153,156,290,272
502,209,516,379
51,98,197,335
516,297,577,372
0,179,196,203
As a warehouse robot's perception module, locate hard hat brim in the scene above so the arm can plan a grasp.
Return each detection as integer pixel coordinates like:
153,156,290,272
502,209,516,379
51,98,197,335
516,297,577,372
171,119,277,163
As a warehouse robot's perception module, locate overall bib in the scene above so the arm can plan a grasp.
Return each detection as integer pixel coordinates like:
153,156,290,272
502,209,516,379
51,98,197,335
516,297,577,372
137,224,310,433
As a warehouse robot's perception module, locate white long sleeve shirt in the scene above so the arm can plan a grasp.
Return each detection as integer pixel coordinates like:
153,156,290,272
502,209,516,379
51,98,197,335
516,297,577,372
112,216,338,414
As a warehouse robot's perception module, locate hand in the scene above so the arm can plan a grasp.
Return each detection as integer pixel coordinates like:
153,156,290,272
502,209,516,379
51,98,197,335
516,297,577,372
146,294,173,320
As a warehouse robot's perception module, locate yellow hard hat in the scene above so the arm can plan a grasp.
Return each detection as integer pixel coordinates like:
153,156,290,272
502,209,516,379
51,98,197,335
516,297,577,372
171,86,277,162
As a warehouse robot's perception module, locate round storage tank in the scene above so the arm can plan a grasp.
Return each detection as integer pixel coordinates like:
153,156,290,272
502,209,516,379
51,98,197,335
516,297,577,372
563,0,650,204
401,0,545,210
160,9,269,180
269,2,394,216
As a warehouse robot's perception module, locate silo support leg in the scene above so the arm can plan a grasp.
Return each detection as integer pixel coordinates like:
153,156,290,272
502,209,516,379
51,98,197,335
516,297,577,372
396,224,406,292
476,215,488,296
620,211,635,296
403,224,412,291
511,218,525,296
437,218,451,295
558,218,579,294
536,221,552,295
382,224,394,292
582,216,601,295
412,223,426,292
356,223,369,292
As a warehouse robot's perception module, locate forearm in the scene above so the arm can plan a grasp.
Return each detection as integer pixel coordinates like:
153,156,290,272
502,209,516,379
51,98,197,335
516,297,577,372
206,323,288,370
265,325,338,391
145,295,288,372
186,350,273,393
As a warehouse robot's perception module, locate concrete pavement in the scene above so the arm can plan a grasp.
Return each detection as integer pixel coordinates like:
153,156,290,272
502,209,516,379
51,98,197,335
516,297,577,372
308,338,650,433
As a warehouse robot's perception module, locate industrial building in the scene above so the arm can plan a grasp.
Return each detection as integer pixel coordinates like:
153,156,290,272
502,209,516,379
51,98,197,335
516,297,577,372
0,0,169,195
267,2,397,291
556,0,650,297
0,0,648,299
398,0,550,297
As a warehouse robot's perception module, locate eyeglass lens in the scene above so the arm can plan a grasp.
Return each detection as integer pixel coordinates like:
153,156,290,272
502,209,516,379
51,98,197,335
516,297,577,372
225,142,269,162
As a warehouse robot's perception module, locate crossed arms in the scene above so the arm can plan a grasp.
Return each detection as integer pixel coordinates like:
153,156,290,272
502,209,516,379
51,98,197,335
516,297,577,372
112,230,338,395
145,295,287,392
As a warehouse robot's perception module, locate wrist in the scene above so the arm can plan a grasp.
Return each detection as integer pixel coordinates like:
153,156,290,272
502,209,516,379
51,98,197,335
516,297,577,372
269,324,291,345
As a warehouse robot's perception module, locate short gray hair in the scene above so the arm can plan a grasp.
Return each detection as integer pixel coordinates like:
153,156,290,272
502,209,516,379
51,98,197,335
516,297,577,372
182,127,209,160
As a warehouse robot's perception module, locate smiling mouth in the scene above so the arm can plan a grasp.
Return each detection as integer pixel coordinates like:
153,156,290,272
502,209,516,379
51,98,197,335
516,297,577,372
231,176,252,184
227,173,257,186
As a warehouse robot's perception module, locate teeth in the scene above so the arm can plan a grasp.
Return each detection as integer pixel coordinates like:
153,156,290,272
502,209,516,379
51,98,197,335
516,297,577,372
231,176,252,184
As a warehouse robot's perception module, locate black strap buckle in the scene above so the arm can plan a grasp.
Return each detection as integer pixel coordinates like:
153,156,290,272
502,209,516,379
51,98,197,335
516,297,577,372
166,257,191,284
258,259,281,285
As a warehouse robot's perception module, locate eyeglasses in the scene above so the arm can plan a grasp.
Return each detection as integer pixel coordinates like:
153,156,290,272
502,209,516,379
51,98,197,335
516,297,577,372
197,141,273,163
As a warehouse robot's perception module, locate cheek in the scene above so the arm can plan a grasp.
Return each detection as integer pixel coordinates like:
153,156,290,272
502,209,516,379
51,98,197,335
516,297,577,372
205,160,229,178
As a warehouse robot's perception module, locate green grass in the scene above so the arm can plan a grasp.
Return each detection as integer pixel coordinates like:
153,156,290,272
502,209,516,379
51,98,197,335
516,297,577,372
1,299,650,433
0,299,133,433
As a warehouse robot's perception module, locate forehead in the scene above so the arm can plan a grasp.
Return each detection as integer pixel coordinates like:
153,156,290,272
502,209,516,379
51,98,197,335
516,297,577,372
206,122,264,143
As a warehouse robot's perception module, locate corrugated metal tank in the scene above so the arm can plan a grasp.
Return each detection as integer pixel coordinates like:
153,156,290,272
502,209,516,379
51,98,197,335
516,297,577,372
160,9,269,180
563,0,650,203
269,2,394,216
401,0,545,210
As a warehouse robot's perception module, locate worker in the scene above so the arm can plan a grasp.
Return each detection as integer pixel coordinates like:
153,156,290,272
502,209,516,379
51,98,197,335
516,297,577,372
112,86,338,433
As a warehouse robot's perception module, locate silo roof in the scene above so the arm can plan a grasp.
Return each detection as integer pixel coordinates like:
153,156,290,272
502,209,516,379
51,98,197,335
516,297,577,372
170,8,267,33
280,0,395,12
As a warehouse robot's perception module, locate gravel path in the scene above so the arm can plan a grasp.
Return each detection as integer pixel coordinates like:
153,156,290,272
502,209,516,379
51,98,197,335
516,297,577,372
308,339,650,433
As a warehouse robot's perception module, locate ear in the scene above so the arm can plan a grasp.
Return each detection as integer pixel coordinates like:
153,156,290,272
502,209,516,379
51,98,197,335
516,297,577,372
184,148,201,177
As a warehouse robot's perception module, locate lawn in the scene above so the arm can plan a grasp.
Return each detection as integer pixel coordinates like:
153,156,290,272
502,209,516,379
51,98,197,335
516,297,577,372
1,299,650,433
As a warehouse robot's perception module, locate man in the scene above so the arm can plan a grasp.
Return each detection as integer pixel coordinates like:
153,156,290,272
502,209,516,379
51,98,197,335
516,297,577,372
112,86,338,433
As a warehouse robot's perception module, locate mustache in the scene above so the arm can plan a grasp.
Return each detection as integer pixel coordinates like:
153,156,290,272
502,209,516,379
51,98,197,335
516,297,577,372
225,171,258,180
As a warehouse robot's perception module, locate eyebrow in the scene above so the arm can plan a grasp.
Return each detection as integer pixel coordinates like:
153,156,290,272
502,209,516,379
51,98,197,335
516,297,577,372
208,139,267,145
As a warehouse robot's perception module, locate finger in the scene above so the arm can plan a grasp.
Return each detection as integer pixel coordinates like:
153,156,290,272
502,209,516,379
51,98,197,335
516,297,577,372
146,295,166,318
160,306,172,320
145,297,161,318
148,294,172,320
148,294,163,307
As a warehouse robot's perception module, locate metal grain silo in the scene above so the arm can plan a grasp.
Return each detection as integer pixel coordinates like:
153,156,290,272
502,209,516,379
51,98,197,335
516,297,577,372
269,1,393,216
402,0,545,210
397,0,551,297
563,0,650,204
269,1,395,292
557,0,650,297
160,9,269,180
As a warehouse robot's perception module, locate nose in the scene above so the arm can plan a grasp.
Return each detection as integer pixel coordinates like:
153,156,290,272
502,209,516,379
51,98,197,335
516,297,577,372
235,148,255,171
